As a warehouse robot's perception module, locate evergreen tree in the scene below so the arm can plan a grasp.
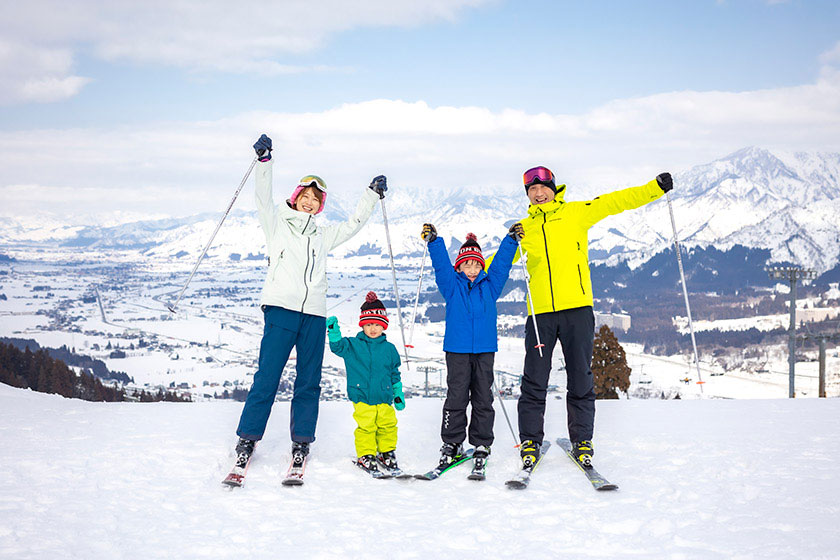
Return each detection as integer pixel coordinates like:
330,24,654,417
592,325,631,399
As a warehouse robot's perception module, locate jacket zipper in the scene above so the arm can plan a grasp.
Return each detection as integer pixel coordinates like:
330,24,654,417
309,250,315,282
577,264,585,295
300,216,313,312
541,214,556,311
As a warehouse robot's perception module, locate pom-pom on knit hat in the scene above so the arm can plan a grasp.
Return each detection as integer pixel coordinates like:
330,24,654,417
453,233,485,271
359,291,389,329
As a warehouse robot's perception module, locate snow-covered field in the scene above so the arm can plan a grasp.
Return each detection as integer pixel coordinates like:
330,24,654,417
1,384,838,559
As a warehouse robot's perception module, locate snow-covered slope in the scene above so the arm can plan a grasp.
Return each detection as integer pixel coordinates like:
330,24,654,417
3,147,840,271
1,383,838,559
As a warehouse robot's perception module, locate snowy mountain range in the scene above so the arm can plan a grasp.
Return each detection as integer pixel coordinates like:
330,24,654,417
3,147,840,273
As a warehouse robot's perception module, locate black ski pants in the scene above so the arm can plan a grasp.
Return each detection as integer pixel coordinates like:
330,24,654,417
518,306,595,444
441,352,496,447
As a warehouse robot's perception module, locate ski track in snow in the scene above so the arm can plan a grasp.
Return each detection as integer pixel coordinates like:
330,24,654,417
1,385,839,559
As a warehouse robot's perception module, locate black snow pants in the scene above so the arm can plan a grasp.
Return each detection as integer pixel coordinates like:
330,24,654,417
440,352,496,447
517,306,595,444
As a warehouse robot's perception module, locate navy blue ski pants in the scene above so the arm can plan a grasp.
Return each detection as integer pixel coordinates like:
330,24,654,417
518,306,595,444
236,306,325,443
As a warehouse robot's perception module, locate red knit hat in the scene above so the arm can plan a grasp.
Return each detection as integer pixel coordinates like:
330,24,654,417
359,291,388,329
454,233,485,271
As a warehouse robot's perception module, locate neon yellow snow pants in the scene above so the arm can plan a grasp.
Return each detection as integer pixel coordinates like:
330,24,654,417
352,402,398,457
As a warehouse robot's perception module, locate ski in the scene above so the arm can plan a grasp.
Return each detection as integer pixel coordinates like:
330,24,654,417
282,455,307,486
376,460,414,479
222,443,255,488
353,458,392,479
556,438,618,491
414,448,475,480
221,458,251,488
505,441,551,489
467,459,486,481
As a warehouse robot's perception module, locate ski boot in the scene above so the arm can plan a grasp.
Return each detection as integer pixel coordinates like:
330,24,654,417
234,437,256,468
291,441,309,468
377,450,400,471
572,440,594,467
438,442,464,469
357,454,388,477
519,440,541,469
468,445,490,480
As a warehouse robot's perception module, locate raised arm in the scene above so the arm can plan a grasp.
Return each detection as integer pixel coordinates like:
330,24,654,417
322,176,384,251
485,233,518,300
425,226,457,300
577,174,668,228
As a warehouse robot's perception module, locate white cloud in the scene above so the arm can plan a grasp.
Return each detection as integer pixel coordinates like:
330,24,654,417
0,39,91,104
1,50,839,221
0,0,490,103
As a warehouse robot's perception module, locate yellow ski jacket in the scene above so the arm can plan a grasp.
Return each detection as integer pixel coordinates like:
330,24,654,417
506,179,664,315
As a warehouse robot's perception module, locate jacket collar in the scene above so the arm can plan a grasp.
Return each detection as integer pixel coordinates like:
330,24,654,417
527,188,566,217
356,331,387,344
456,269,488,286
283,201,318,234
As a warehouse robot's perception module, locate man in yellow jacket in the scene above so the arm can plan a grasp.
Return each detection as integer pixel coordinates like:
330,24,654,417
508,165,672,469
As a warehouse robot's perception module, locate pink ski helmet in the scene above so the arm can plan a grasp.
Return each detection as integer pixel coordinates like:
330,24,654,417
289,174,327,214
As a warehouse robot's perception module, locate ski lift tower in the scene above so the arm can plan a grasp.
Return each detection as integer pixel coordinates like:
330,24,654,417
766,266,817,398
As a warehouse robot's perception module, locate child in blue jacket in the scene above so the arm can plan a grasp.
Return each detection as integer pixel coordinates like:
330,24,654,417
326,292,406,475
421,224,518,475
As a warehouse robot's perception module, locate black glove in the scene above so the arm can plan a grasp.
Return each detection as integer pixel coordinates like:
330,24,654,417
421,223,437,243
656,172,673,193
508,222,524,241
369,175,387,199
253,134,272,162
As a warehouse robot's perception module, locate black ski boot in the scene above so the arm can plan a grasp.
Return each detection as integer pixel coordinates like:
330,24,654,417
291,441,310,468
438,442,464,468
468,445,490,480
519,440,541,469
572,440,594,467
234,437,256,468
377,450,400,471
357,454,386,477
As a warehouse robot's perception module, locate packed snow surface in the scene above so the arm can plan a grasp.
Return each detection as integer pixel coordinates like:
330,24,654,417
1,384,838,559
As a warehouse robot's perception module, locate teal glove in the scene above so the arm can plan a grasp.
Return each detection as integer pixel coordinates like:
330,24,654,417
326,316,342,342
392,382,405,411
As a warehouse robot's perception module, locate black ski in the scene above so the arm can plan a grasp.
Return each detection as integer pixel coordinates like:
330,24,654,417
353,458,392,479
376,459,414,480
414,448,475,480
467,459,486,481
556,438,618,491
505,441,551,489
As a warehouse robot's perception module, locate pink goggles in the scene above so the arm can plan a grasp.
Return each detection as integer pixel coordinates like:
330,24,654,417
523,166,555,188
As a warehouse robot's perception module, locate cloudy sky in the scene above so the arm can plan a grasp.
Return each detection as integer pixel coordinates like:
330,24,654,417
1,0,839,224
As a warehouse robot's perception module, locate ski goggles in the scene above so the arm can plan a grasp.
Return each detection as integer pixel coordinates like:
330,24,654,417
298,174,327,192
523,166,555,188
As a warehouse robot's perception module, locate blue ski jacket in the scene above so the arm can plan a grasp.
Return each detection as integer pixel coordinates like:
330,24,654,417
428,234,517,353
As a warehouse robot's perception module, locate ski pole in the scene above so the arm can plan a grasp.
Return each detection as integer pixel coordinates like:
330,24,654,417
380,197,411,369
492,377,519,447
516,240,545,357
167,156,258,313
665,191,704,393
405,241,428,349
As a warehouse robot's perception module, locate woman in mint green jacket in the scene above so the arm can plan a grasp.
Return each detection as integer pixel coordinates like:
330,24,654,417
327,292,405,475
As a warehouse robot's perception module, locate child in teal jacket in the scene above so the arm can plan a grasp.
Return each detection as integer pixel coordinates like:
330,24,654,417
327,292,406,475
